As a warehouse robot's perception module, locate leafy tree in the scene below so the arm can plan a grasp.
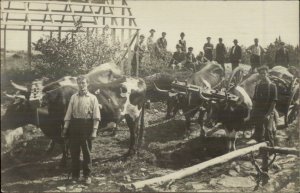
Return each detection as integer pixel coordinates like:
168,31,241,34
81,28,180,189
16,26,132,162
33,30,122,80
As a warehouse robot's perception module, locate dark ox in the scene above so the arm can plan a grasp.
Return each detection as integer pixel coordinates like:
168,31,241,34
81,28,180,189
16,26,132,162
154,62,225,136
2,66,146,165
208,85,253,152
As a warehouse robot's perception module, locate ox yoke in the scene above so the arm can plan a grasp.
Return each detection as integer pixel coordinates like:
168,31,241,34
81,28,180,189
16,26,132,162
171,80,239,102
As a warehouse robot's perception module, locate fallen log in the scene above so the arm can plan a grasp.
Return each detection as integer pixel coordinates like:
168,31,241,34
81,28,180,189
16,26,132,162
260,146,299,156
121,142,268,191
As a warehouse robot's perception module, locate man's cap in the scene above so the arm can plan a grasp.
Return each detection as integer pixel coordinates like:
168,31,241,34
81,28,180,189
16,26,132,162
180,32,185,36
219,38,223,41
176,44,182,48
233,39,238,43
140,34,145,38
254,38,259,41
207,37,211,40
162,32,167,35
188,47,193,50
149,29,156,33
257,65,269,72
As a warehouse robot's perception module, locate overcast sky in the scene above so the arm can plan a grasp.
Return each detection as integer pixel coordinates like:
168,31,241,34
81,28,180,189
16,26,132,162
1,0,299,53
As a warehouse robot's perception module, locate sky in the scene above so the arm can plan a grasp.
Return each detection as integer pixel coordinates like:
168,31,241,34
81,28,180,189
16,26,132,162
1,0,299,54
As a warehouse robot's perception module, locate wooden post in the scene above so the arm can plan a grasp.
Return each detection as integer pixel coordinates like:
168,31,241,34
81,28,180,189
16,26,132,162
58,27,62,42
50,31,53,39
3,28,7,73
260,148,269,185
135,30,139,77
121,142,268,191
28,26,32,69
121,0,125,45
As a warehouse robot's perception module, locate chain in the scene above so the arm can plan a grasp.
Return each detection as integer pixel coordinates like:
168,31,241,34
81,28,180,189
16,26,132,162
145,105,201,128
101,105,201,132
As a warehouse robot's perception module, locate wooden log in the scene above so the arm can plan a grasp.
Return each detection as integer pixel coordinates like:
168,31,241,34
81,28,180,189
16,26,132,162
122,142,268,191
260,146,299,156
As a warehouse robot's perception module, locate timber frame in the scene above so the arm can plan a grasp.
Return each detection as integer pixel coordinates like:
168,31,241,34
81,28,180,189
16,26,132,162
1,0,140,75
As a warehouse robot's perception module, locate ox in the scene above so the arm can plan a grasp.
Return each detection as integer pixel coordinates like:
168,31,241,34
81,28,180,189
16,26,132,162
2,63,146,165
154,62,225,136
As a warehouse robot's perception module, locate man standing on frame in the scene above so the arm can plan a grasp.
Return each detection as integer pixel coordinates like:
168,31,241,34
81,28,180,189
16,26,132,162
246,38,265,73
131,34,146,76
247,65,277,146
62,75,101,185
216,38,227,69
147,29,156,59
156,32,168,59
229,39,242,70
203,37,214,61
275,42,289,68
179,32,187,53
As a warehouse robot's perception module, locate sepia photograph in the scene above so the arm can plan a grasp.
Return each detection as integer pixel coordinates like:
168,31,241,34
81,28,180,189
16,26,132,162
1,0,299,192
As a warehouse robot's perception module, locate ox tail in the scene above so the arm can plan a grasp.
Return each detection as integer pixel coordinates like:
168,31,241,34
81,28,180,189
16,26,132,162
138,102,145,149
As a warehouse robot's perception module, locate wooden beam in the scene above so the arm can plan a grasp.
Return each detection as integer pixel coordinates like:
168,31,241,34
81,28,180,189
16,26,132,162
135,30,139,77
1,9,136,19
0,22,139,30
3,27,7,73
260,146,299,156
122,142,268,191
27,25,32,68
58,26,61,41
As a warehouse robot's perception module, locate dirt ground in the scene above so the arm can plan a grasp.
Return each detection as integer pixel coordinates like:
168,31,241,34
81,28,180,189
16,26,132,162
1,100,299,192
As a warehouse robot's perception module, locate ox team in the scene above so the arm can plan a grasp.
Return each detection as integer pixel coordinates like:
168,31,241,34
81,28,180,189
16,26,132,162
3,30,289,186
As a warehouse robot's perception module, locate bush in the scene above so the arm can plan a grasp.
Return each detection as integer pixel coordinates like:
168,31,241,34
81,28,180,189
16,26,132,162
33,30,122,80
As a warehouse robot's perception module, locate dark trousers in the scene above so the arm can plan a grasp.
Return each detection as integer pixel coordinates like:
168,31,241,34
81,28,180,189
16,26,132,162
131,54,142,76
69,119,93,178
216,58,225,69
253,111,275,146
231,61,239,70
250,55,261,69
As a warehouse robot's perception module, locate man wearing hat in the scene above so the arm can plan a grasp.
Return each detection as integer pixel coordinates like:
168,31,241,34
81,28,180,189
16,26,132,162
203,37,214,61
147,29,156,58
131,34,146,76
185,47,197,71
275,42,289,68
229,39,242,70
169,44,186,70
246,38,265,72
216,38,227,69
248,65,277,145
179,32,187,53
156,32,168,59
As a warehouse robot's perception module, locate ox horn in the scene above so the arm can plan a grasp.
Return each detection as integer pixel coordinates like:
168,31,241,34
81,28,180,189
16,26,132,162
10,80,28,92
153,82,168,93
199,90,210,101
3,92,15,99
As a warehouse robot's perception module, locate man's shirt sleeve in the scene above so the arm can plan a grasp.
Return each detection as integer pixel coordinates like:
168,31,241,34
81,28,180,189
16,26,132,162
92,95,101,121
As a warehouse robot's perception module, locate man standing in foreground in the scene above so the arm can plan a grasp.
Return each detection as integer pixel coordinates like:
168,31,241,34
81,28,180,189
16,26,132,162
203,37,214,61
229,39,242,70
248,65,277,146
246,38,265,73
216,38,227,69
62,75,101,184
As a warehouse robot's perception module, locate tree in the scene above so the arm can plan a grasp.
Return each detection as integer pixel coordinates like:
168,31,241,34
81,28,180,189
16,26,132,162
33,30,122,80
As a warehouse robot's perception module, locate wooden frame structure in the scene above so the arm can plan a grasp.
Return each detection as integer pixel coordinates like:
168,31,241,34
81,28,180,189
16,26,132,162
1,0,140,74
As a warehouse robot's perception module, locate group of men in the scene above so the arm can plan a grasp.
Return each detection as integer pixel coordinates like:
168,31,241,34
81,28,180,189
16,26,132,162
131,29,290,75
